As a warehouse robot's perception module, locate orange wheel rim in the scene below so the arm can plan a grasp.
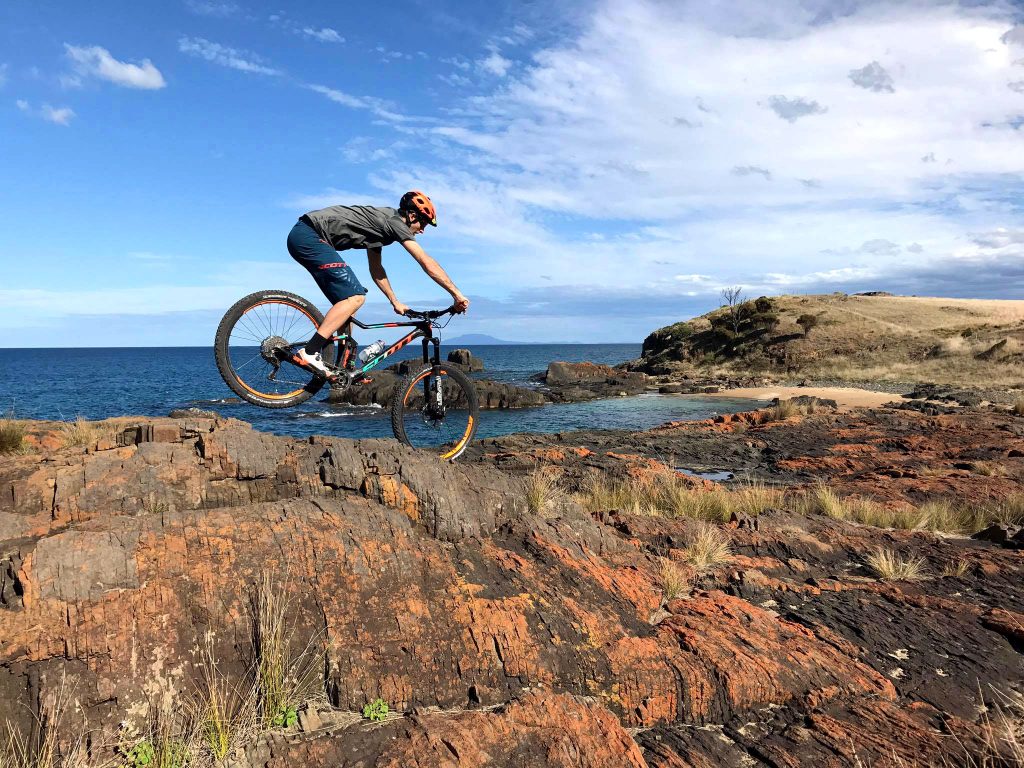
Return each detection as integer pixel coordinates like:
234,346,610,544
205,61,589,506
401,370,474,459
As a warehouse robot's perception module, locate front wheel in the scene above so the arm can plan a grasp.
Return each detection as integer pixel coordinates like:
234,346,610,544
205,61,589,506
390,363,479,460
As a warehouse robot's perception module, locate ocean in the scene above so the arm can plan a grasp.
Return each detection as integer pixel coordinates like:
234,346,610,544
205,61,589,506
0,344,764,441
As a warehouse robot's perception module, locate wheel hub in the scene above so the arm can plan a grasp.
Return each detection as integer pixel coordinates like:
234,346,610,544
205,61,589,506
260,335,289,363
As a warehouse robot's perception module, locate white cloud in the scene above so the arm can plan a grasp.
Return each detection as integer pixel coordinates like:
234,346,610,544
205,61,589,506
185,0,240,16
15,99,75,125
478,49,512,77
302,27,344,44
304,83,433,125
64,44,166,89
178,37,280,75
351,0,1024,321
41,104,75,125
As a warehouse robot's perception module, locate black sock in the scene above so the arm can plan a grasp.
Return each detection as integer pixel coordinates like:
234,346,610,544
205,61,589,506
304,333,330,356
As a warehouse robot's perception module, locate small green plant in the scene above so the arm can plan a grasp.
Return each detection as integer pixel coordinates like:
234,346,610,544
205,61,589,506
362,698,389,722
270,704,297,729
123,739,156,767
0,411,25,454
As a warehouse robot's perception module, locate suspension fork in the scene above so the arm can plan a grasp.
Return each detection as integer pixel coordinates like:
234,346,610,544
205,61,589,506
421,333,443,412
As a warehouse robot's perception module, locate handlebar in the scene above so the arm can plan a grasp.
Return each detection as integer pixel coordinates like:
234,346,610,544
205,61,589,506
403,306,459,320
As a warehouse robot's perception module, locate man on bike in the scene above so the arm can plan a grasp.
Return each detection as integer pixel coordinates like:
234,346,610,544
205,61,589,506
287,190,470,377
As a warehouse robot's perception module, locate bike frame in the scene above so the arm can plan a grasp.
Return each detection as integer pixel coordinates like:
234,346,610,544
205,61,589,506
331,316,441,374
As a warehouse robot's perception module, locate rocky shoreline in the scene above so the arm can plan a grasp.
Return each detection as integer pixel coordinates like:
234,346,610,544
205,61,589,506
1,396,1022,766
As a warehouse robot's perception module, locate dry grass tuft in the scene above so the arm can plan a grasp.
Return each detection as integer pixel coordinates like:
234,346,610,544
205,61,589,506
941,558,971,579
579,474,784,524
194,639,259,763
58,417,99,448
0,413,25,455
1013,399,1024,417
682,523,733,572
659,558,691,601
971,461,1007,478
866,548,928,582
248,574,323,731
525,467,564,517
0,674,89,768
770,399,800,420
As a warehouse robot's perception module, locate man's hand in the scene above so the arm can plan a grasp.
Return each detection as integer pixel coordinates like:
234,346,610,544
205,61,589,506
452,294,470,314
392,300,410,316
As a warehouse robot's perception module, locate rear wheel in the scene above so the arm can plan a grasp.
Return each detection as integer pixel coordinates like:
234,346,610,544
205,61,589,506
390,363,479,460
214,290,336,408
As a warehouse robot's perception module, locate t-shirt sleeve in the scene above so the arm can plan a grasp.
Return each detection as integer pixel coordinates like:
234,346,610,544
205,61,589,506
390,217,415,243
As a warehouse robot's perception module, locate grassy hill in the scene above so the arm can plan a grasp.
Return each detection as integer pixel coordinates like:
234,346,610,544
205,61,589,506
637,293,1024,386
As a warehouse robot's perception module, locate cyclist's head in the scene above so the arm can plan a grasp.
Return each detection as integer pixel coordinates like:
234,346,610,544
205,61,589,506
399,190,437,229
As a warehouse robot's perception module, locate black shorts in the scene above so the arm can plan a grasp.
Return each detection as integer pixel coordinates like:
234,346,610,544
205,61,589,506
286,219,368,304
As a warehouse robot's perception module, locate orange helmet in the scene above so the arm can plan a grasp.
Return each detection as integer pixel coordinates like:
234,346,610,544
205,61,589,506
399,190,437,227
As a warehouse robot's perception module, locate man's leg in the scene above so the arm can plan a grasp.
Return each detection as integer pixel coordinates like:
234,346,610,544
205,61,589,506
318,294,366,339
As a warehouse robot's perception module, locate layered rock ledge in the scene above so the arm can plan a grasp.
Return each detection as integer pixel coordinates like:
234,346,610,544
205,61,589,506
1,409,1022,766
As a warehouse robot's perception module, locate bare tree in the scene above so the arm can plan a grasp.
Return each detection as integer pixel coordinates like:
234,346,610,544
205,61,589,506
721,286,744,334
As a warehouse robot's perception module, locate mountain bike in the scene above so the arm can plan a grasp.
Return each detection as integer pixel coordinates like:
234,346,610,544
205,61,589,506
214,290,479,461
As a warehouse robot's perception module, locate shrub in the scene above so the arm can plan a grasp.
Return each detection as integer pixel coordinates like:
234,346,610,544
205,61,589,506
796,313,819,336
1012,398,1024,416
866,549,928,581
682,523,732,571
0,413,25,454
754,296,776,313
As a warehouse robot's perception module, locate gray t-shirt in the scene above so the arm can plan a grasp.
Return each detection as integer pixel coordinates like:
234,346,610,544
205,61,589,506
302,205,415,251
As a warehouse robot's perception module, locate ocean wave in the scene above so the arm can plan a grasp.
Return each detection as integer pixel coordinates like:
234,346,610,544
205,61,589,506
292,404,385,419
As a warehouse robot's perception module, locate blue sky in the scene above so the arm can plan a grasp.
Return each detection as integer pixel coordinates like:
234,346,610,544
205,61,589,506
1,0,1023,346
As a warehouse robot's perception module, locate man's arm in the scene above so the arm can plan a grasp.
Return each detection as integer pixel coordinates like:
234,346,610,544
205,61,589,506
401,239,470,312
367,247,408,315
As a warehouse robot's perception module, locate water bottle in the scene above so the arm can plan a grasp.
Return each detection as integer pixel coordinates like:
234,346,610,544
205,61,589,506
357,339,386,364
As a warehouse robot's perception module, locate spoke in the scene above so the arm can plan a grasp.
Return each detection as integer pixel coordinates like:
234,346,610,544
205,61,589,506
252,306,272,338
230,331,262,345
239,315,265,342
281,310,305,341
232,351,266,372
